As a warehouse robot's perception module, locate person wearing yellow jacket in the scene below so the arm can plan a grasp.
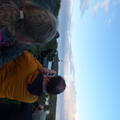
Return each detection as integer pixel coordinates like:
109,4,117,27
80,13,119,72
0,50,66,103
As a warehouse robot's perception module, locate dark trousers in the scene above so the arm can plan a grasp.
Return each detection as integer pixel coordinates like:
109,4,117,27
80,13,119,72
0,103,32,120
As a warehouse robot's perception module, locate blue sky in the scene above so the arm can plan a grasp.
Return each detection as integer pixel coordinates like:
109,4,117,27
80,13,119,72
56,0,120,120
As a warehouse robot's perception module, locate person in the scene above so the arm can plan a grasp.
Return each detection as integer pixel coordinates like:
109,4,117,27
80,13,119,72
0,50,66,103
0,0,57,45
0,0,58,67
32,101,44,113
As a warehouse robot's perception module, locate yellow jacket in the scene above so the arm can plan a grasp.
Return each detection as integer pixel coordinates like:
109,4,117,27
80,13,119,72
0,51,42,103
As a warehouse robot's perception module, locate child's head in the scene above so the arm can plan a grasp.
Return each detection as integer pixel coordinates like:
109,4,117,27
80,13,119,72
0,0,57,45
46,76,66,95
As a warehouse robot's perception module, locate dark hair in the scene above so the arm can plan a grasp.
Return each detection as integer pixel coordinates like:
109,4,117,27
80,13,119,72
16,1,57,44
0,0,57,44
46,76,66,95
0,1,19,33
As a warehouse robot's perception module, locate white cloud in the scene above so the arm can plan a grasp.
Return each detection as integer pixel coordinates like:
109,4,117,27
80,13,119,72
80,0,90,15
56,29,77,120
56,0,77,120
56,81,77,120
105,17,112,24
63,83,77,120
108,18,112,24
93,0,110,14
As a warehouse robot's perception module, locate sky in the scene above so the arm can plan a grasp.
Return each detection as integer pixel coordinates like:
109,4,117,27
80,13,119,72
56,0,120,120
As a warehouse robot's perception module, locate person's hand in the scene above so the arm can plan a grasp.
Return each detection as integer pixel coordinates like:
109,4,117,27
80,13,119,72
33,105,44,112
37,105,44,110
39,67,56,76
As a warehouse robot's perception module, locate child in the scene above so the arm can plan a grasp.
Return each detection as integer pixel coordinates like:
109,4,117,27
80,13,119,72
0,0,57,44
0,0,58,67
0,50,66,103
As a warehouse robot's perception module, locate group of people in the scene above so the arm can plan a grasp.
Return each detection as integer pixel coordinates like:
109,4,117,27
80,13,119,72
0,0,66,113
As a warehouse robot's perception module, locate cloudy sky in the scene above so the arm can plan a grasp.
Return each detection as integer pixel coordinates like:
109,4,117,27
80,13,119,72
56,0,120,120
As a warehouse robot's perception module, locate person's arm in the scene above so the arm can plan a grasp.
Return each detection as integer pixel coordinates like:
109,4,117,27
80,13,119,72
39,67,56,76
33,101,44,110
